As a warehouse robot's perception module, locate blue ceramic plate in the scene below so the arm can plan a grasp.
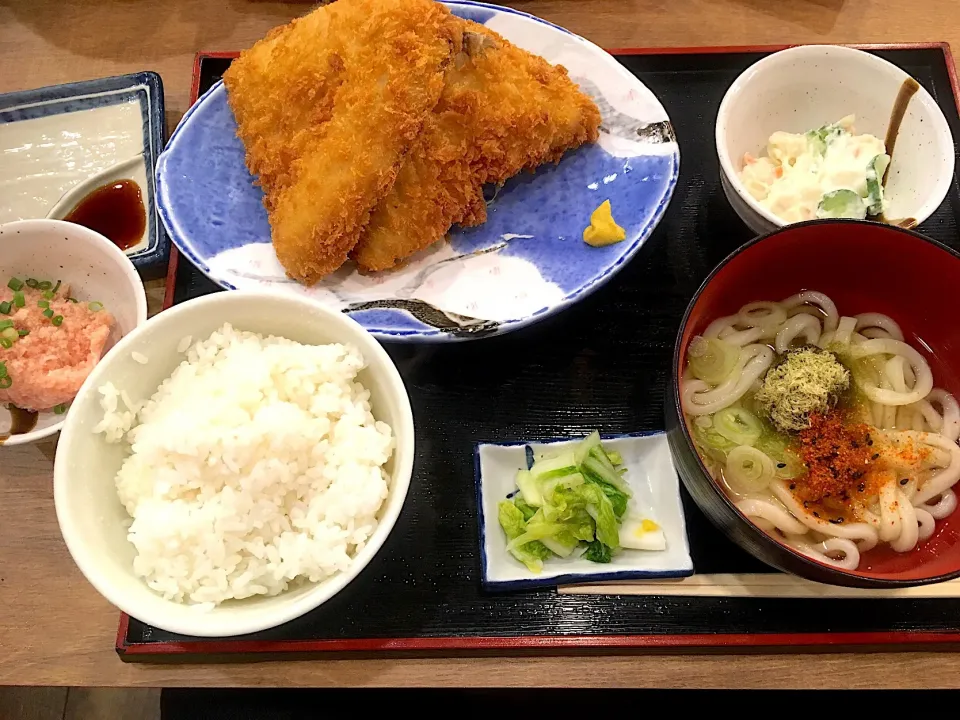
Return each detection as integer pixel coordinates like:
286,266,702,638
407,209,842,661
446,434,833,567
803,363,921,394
0,72,168,275
156,1,679,341
475,433,694,590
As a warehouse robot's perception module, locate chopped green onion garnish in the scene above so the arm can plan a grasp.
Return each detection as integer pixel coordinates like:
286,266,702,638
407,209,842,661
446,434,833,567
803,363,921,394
52,315,63,327
53,403,67,415
25,278,39,289
17,329,28,337
0,320,14,331
1,328,17,342
13,291,24,308
88,301,104,312
37,280,52,291
67,297,78,303
52,280,61,294
7,278,23,291
0,302,10,315
0,338,13,349
0,362,7,378
37,300,48,309
42,308,53,319
0,376,11,389
42,290,54,300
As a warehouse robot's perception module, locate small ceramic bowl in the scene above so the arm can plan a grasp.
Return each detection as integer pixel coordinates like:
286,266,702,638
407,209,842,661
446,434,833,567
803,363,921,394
0,219,147,445
667,219,960,587
716,45,955,235
476,433,693,589
54,291,415,637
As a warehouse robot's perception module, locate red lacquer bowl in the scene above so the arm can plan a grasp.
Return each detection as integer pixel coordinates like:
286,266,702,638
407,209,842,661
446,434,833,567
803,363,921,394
666,219,960,587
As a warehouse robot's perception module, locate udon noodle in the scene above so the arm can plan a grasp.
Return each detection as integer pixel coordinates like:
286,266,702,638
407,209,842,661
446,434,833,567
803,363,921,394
683,291,960,571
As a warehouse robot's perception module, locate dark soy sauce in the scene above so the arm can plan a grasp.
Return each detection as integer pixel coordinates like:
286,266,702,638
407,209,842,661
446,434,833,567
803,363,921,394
64,179,146,251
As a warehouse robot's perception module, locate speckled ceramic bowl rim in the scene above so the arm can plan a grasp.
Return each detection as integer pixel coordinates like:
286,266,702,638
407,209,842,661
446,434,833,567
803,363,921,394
715,45,956,231
670,218,960,587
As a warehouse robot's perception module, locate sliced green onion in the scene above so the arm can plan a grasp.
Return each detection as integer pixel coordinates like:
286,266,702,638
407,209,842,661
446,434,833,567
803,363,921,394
42,308,53,319
725,446,776,494
25,278,39,289
0,338,13,349
0,320,13,331
0,302,10,315
6,278,23,291
688,336,741,384
53,403,67,415
0,376,11,389
12,291,24,308
37,300,48,309
67,297,78,304
17,329,28,337
0,362,7,377
52,280,61,294
52,315,63,327
88,301,104,312
42,290,54,300
0,328,17,342
714,407,764,447
37,280,52,291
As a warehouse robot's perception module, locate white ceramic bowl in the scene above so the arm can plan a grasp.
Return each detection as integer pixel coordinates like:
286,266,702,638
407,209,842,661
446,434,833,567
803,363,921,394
54,291,415,637
716,45,955,235
0,219,147,445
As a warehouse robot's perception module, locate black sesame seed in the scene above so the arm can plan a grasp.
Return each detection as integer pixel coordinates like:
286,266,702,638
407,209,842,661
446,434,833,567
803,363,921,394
851,441,860,449
900,478,909,485
777,463,786,469
829,517,845,525
871,453,880,460
803,501,810,508
813,511,821,518
867,438,874,446
858,482,866,492
790,483,797,490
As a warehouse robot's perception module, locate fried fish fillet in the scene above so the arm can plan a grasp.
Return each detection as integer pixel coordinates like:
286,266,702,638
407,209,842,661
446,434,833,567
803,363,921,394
223,0,460,285
350,20,602,272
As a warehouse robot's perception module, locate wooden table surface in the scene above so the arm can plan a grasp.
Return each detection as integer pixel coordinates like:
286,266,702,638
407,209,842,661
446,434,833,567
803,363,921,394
3,0,960,689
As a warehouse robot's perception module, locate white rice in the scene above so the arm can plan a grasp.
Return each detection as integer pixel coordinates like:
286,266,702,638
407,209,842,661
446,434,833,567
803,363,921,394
96,323,394,605
131,351,149,365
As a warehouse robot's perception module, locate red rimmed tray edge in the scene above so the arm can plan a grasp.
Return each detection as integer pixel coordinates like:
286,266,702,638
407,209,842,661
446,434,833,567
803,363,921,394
139,41,960,659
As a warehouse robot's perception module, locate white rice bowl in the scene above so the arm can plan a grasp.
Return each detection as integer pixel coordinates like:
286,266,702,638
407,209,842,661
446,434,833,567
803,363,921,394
54,290,414,637
96,323,395,606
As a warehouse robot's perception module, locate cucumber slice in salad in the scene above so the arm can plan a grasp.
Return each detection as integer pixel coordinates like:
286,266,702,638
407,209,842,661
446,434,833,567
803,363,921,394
865,153,890,216
816,189,867,220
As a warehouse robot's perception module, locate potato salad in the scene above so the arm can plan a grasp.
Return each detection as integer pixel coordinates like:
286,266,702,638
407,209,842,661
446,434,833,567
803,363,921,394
740,115,890,223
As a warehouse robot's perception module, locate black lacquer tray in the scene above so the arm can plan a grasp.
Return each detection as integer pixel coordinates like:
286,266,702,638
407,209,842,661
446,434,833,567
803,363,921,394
120,44,960,660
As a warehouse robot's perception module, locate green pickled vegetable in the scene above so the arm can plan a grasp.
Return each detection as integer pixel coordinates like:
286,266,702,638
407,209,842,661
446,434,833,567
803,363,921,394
816,189,866,220
583,540,613,563
498,501,552,573
497,433,658,572
687,336,740,384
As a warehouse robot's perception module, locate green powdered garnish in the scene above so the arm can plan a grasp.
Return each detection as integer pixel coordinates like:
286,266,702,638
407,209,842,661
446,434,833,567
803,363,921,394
755,346,850,432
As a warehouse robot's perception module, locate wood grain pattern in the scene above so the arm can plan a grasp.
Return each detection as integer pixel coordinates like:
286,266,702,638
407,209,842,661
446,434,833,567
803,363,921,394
63,688,161,720
0,688,67,720
4,0,960,690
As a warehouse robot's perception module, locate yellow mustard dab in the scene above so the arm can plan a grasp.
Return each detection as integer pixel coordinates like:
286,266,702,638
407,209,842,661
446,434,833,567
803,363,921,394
582,199,626,246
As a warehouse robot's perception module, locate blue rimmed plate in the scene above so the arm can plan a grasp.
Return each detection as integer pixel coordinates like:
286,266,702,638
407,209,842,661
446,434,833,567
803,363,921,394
0,72,168,275
475,433,693,589
156,1,679,341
